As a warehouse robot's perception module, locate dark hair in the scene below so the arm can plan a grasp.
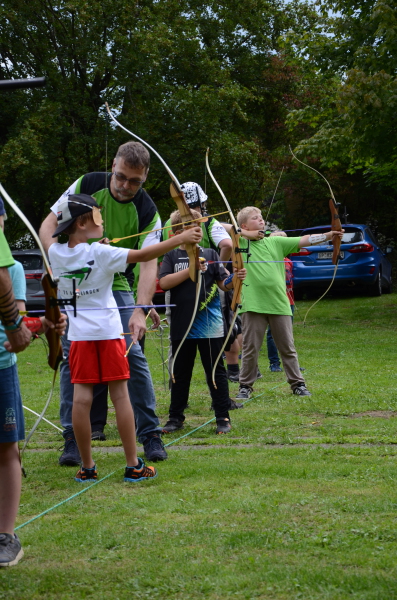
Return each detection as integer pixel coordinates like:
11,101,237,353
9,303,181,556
115,141,150,171
62,212,94,236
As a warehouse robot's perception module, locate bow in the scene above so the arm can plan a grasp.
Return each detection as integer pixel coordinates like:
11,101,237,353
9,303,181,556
0,183,63,458
289,146,343,324
105,104,202,381
205,149,244,388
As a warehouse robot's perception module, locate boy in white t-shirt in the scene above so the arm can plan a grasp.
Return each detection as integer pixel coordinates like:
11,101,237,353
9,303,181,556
48,194,202,482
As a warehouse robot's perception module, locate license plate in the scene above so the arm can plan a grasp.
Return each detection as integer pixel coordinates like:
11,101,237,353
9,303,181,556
318,251,344,259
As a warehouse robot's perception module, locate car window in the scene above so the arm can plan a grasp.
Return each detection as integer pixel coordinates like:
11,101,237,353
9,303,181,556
341,230,363,244
14,255,43,270
301,227,363,244
365,228,378,245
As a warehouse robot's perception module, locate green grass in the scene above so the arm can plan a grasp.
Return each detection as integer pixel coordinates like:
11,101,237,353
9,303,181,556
2,292,397,599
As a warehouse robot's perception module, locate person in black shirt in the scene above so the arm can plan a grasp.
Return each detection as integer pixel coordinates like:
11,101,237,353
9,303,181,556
159,210,246,435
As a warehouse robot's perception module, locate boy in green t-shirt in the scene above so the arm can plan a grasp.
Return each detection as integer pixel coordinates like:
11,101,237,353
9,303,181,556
230,207,343,399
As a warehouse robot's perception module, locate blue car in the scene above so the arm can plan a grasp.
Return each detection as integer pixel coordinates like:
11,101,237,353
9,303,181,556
289,224,393,299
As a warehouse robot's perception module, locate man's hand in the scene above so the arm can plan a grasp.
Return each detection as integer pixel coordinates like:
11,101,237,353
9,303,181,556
128,309,147,343
148,307,161,329
4,323,32,353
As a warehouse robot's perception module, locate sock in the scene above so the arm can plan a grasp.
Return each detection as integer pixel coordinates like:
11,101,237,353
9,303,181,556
127,462,141,470
227,364,239,374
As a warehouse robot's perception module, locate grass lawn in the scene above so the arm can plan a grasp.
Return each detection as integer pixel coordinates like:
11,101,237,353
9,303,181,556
1,292,397,599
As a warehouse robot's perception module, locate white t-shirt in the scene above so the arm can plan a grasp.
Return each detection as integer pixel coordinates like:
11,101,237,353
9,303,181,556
49,242,129,341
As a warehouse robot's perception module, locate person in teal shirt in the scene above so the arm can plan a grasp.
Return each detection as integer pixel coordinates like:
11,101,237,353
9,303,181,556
0,216,66,567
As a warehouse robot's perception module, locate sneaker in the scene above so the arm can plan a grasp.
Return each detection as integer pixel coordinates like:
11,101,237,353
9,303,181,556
0,534,24,567
229,399,244,410
74,464,98,482
162,420,184,434
124,458,158,482
227,371,240,383
216,418,231,434
293,384,312,396
270,364,282,372
143,434,168,461
91,430,106,441
235,386,252,400
59,435,81,466
256,369,263,379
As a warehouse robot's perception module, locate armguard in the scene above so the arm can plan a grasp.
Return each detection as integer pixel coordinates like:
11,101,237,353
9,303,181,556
308,233,327,245
22,315,42,334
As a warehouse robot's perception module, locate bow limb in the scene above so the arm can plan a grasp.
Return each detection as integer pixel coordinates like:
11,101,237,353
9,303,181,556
105,104,203,378
0,184,63,463
105,103,199,282
0,184,63,370
330,198,342,265
210,234,244,389
289,147,344,324
170,273,202,383
169,182,200,282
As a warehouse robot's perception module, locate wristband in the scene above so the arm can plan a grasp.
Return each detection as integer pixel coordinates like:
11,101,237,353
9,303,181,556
137,306,150,316
224,273,234,288
4,314,23,332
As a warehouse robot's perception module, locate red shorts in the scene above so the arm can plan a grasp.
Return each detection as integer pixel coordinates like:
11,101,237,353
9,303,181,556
69,339,130,384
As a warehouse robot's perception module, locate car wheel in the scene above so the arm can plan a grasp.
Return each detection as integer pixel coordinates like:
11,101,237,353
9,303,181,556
383,274,392,294
369,271,382,296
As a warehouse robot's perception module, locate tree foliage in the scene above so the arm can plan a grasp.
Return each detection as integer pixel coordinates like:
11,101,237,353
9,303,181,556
1,0,396,247
0,0,323,243
286,1,397,192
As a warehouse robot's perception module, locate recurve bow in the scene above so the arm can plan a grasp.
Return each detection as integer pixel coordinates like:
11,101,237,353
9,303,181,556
0,183,63,458
105,104,202,381
205,149,244,388
289,146,343,324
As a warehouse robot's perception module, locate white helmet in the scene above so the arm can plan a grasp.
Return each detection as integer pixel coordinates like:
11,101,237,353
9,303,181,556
180,182,208,208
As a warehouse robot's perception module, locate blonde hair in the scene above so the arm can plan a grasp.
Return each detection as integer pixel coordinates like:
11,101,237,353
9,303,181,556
170,209,202,234
236,206,261,228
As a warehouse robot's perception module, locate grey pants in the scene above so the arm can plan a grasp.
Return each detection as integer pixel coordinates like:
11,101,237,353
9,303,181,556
240,312,305,390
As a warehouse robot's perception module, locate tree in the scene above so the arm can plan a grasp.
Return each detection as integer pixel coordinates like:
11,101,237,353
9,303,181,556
0,0,319,244
286,1,397,192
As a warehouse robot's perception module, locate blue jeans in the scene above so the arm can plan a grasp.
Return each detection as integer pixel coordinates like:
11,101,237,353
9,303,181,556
266,305,295,366
59,290,160,443
0,363,24,443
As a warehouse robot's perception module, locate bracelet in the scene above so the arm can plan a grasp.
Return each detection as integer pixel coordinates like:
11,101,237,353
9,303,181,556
4,315,23,332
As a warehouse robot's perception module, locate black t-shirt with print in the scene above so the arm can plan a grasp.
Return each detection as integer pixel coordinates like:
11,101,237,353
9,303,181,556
159,247,227,341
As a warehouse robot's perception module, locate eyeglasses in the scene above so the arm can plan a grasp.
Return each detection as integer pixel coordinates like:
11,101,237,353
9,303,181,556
113,171,145,187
